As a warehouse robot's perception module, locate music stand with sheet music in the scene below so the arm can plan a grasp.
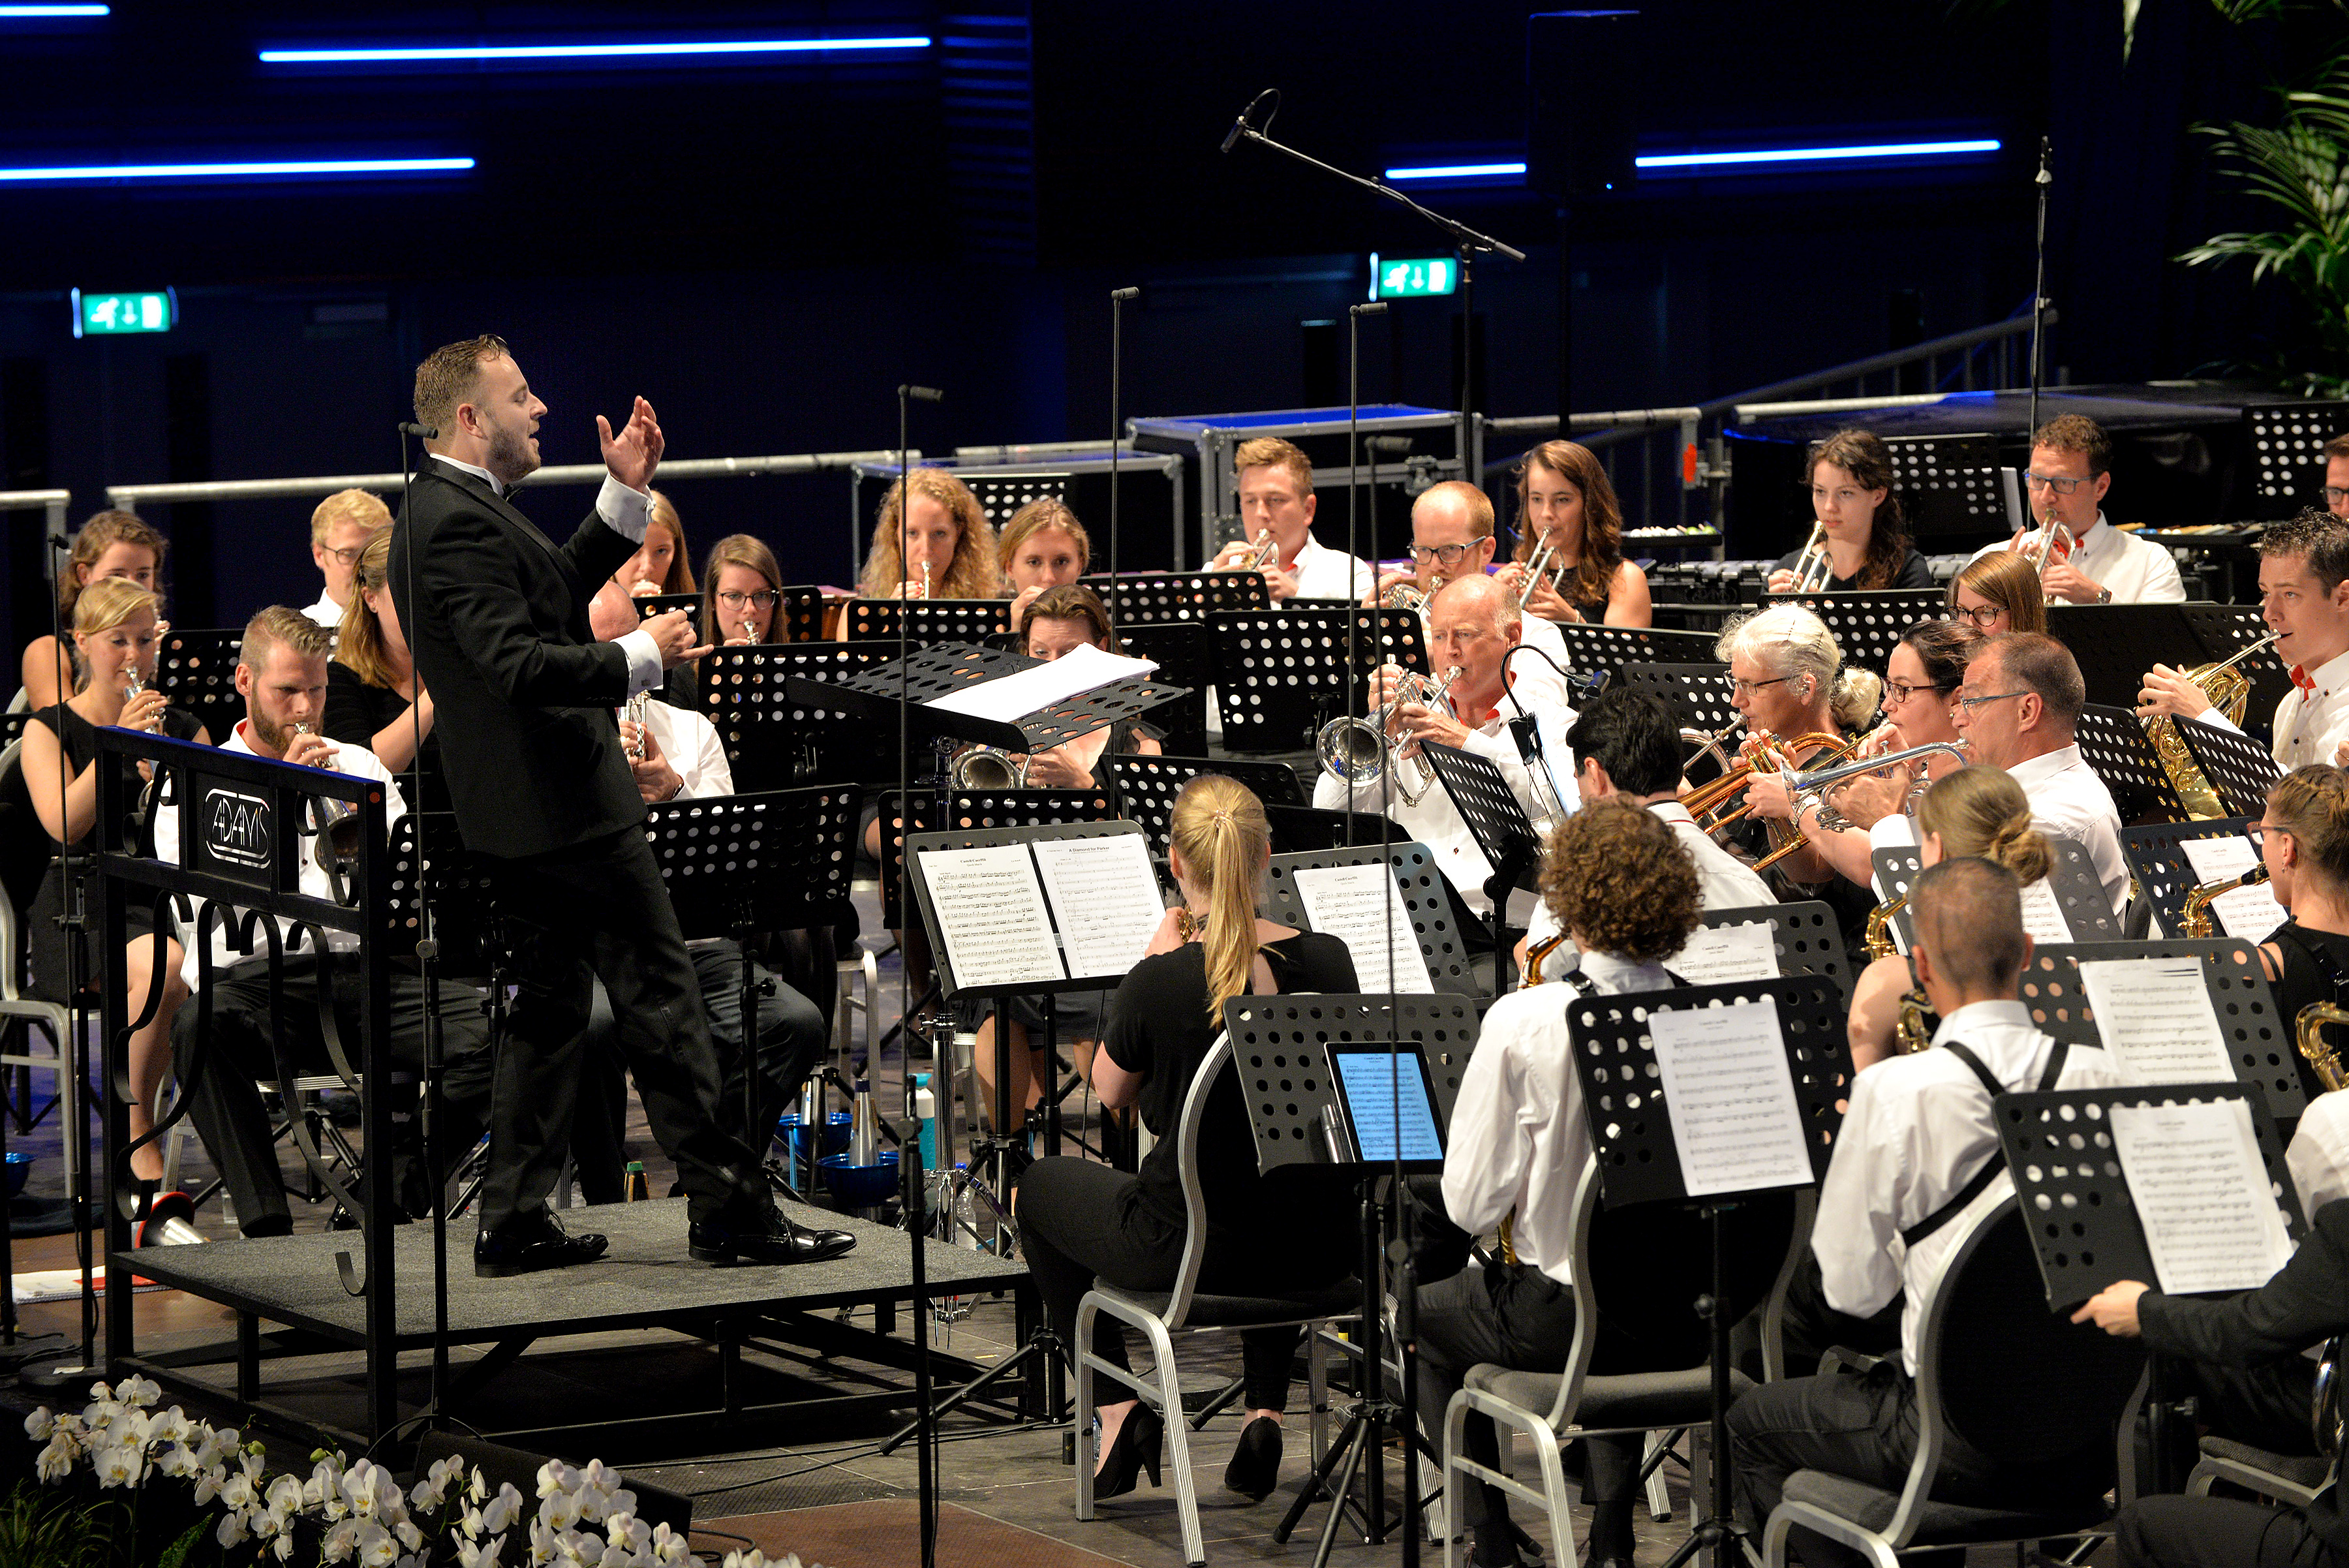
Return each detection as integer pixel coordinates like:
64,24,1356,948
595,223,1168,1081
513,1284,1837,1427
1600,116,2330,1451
703,643,897,790
1869,841,2122,955
155,627,246,747
1209,606,1428,753
1419,740,1546,994
1105,753,1305,860
1526,900,1854,1005
1264,805,1408,855
1614,662,1738,743
2008,938,2303,1122
2176,716,2285,820
1261,842,1481,997
1081,571,1270,622
842,599,1013,647
1764,589,1948,675
791,641,1188,760
1546,624,1717,686
2075,705,2193,826
1112,621,1210,756
1567,973,1852,1568
2120,817,2273,940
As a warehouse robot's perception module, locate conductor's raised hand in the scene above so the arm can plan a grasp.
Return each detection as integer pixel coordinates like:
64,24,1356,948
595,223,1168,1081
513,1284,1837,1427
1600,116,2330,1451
641,609,712,670
597,395,665,491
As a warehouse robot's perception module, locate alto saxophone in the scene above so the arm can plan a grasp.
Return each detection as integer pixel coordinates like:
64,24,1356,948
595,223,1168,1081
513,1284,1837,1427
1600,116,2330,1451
2181,861,2271,939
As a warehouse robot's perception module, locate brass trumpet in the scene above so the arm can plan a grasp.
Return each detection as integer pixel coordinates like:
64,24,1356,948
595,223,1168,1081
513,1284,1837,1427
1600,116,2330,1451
2181,861,2272,939
1316,664,1463,808
1789,521,1834,593
949,745,1028,789
1683,730,1852,834
1244,530,1280,571
2144,631,2279,820
288,723,361,877
1515,540,1558,611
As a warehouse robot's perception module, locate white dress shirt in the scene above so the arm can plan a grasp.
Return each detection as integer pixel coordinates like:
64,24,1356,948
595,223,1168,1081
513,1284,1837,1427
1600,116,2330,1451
153,720,407,991
2007,743,2130,916
1522,800,1775,980
1288,532,1377,601
627,699,733,801
2196,645,2349,770
431,453,668,699
301,589,345,632
1967,514,2185,604
1813,1000,2126,1374
1443,949,1672,1286
2289,1088,2349,1220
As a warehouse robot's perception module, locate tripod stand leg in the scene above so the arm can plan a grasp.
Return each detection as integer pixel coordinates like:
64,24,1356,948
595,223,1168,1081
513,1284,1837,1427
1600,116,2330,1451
1275,1409,1364,1543
878,1329,1062,1454
1312,1419,1372,1566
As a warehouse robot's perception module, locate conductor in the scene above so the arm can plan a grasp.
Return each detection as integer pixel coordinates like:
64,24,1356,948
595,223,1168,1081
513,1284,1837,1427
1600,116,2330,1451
390,335,853,1276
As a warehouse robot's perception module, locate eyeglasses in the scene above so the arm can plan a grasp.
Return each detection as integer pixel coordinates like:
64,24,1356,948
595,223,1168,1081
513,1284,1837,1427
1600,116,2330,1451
2324,487,2349,508
1884,679,1953,705
716,591,780,611
1409,542,1476,566
2248,823,2273,848
320,543,367,566
1954,689,2029,712
1728,675,1791,699
2021,470,2090,495
1953,602,2005,628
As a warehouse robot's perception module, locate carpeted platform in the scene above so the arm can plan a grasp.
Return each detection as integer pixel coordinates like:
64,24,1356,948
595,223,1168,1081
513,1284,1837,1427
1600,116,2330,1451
706,1499,1129,1568
113,1197,1026,1345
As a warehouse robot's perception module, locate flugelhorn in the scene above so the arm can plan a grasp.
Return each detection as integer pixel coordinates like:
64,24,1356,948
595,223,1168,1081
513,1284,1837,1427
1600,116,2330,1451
288,722,361,877
2143,631,2280,820
1680,720,1745,780
1316,664,1463,808
2182,861,2271,939
1243,530,1280,571
1383,574,1443,615
1789,521,1834,593
949,745,1028,789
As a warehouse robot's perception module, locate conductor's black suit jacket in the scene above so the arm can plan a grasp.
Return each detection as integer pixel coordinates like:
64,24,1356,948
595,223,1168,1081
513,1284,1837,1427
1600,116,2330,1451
389,458,645,859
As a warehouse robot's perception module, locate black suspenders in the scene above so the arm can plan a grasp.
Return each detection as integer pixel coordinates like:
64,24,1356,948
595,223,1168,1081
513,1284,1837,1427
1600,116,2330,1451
1897,1038,2070,1250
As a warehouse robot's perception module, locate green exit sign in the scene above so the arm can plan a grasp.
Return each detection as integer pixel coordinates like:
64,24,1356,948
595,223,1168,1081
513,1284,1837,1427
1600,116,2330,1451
1368,253,1457,301
72,288,176,337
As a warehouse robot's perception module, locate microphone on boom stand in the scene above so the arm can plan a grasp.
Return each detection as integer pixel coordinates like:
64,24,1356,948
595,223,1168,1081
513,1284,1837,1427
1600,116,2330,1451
1220,89,1278,155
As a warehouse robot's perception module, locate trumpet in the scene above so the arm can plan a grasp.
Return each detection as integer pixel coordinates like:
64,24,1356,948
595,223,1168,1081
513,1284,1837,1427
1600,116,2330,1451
1775,740,1973,799
289,722,361,878
1383,574,1443,615
1789,521,1834,593
624,692,651,761
2181,861,2271,939
949,745,1028,789
1515,539,1558,611
1316,664,1463,808
1235,529,1280,572
2016,517,2078,572
2143,632,2279,820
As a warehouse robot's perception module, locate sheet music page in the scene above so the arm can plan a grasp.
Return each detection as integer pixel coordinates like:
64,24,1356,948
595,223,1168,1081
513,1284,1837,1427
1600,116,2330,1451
923,642,1160,723
2076,957,2240,1085
915,843,1067,990
1291,865,1436,994
1667,921,1781,986
2110,1098,2294,1295
1032,834,1167,984
1648,998,1815,1197
2017,876,2074,944
2181,835,2288,942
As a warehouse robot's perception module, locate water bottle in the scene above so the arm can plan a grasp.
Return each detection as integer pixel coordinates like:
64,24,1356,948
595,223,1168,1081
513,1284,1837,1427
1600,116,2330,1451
912,1073,937,1173
623,1161,649,1201
850,1079,878,1166
950,1163,980,1250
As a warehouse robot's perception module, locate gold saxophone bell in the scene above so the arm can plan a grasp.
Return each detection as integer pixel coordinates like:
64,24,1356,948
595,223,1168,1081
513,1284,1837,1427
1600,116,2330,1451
2297,998,2349,1094
2143,632,2280,821
1862,892,1934,1055
949,745,1028,789
1521,929,1572,989
1316,665,1463,808
2181,861,2271,939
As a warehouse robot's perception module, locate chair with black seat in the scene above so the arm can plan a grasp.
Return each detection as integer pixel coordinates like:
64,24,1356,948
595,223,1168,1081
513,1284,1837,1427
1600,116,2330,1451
1073,1033,1362,1568
1762,1194,2148,1567
1440,1158,1805,1568
2186,1435,2331,1509
0,737,84,1189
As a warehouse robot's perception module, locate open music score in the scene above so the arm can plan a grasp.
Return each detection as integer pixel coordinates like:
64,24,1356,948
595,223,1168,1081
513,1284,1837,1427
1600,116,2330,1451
1646,998,1815,1197
2109,1098,2294,1295
2074,957,2239,1086
910,825,1167,996
1291,863,1435,994
1668,920,1780,986
2179,833,2287,941
2017,877,2074,943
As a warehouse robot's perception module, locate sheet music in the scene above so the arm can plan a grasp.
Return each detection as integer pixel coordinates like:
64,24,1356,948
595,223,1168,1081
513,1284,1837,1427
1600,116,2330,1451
1647,999,1815,1197
2181,835,2287,942
1292,864,1436,994
923,641,1159,723
1032,834,1167,983
1667,921,1781,986
2111,1098,2294,1295
2076,957,2240,1086
915,843,1066,990
2017,876,2074,944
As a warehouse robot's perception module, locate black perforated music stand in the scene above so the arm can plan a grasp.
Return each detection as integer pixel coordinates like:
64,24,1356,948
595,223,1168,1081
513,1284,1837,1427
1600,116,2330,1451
962,470,1070,524
877,788,1125,930
2121,818,2269,940
380,812,506,981
703,643,897,790
630,592,699,621
1265,805,1408,854
2076,705,2192,825
790,641,1190,760
842,599,1013,647
1615,662,1737,739
155,627,245,746
1113,621,1210,755
1885,433,2010,538
1081,571,1270,622
1419,740,1546,992
1869,840,2121,955
1105,753,1304,860
1548,624,1717,685
1208,607,1428,753
2238,399,2347,519
1261,842,1481,997
2046,605,2217,713
2179,604,2294,723
1704,901,1852,1004
1762,589,1947,675
2010,938,2302,1121
2177,716,2284,820
776,586,825,643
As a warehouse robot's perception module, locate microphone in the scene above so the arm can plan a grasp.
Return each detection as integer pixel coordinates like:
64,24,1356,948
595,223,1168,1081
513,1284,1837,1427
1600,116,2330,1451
1111,286,1140,302
1352,301,1388,317
900,385,944,403
1221,89,1277,155
1364,435,1413,455
399,422,438,438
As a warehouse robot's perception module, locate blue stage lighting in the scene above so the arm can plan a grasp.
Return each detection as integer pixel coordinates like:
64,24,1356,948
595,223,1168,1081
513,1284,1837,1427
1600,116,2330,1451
0,157,476,184
1636,138,2001,171
258,37,930,64
1381,162,1527,183
0,5,110,14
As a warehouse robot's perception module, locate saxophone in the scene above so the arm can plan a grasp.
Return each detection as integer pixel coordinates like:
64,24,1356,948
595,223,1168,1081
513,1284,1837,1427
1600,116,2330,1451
1864,891,1933,1054
2182,862,2271,939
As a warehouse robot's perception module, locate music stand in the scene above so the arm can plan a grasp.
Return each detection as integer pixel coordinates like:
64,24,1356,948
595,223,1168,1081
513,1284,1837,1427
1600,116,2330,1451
2237,399,2347,520
776,586,825,643
630,592,700,622
1884,433,2009,540
1081,570,1270,622
1210,607,1428,753
1567,974,1852,1568
2120,817,2267,940
701,643,896,790
2046,605,2217,713
2010,938,2303,1122
1419,741,1545,994
2175,716,2284,820
962,470,1070,524
1548,624,1717,686
843,599,1014,647
1869,841,2121,955
1261,842,1482,997
155,626,245,747
2075,705,2192,825
1105,753,1304,860
2179,604,2295,724
793,641,1189,759
1762,589,1948,675
1113,620,1210,756
1264,805,1408,854
1615,663,1737,739
876,788,1124,931
1704,900,1852,1004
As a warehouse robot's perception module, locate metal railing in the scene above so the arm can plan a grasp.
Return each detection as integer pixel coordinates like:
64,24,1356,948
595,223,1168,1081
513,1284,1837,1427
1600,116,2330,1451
106,449,915,511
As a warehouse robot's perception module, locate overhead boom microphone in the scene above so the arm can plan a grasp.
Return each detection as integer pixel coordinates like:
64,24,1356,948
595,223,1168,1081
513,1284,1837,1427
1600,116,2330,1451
900,385,944,403
399,422,438,438
1221,88,1278,155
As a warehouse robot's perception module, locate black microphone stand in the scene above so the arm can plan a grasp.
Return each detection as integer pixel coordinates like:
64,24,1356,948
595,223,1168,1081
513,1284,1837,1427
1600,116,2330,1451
2027,136,2053,439
1107,287,1138,610
1343,301,1385,850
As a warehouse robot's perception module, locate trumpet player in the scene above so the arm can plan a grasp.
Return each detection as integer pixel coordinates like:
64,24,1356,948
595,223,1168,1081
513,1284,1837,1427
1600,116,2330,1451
1362,481,1572,671
1764,429,1935,594
2138,509,2349,768
1500,439,1652,626
590,581,727,803
855,467,1002,601
1967,414,2185,604
1706,604,1882,888
1206,437,1374,601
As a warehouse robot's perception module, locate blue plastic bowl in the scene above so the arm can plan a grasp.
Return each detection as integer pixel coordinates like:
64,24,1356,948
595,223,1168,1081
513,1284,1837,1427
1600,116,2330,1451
777,1111,852,1166
3,1151,31,1200
820,1150,900,1208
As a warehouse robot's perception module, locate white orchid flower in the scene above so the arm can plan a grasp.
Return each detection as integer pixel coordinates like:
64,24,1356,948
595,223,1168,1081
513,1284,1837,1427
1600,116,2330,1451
542,1487,583,1531
356,1519,399,1567
221,1471,256,1511
468,1466,488,1503
217,1509,251,1549
397,1518,426,1551
455,1533,505,1568
576,1487,609,1525
604,1511,647,1552
529,1516,559,1565
146,1406,191,1445
479,1484,521,1536
192,1463,228,1505
154,1441,196,1479
24,1408,53,1441
82,1399,124,1434
35,1436,75,1484
114,1374,160,1408
720,1550,767,1568
95,1442,140,1489
320,1518,360,1563
267,1473,304,1514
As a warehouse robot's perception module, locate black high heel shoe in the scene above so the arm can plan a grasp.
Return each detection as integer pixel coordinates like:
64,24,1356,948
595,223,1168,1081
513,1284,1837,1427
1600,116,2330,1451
1223,1415,1283,1501
1093,1404,1163,1499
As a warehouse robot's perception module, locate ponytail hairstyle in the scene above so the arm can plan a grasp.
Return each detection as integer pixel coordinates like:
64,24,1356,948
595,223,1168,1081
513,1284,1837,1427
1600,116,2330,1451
1167,775,1271,1024
1805,428,1912,590
1916,765,2053,884
643,491,698,596
1715,602,1882,733
2267,765,2349,889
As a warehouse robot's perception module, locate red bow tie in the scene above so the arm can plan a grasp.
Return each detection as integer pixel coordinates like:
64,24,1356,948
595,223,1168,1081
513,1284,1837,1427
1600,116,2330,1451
2292,665,2317,695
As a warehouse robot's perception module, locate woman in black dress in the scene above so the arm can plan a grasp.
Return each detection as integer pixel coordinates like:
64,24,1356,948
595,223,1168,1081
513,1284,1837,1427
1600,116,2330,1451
1501,438,1653,626
2253,765,2349,1101
20,579,209,1184
1768,428,1937,594
1015,775,1357,1503
324,530,446,812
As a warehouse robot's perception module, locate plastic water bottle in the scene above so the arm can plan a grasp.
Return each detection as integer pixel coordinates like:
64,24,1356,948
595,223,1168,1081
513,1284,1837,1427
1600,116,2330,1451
623,1161,649,1201
850,1079,878,1166
912,1073,937,1173
951,1163,981,1250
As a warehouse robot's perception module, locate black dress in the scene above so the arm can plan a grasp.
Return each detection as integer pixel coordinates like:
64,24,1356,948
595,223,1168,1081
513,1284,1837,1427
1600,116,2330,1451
24,702,202,1002
324,662,450,814
1769,544,1937,592
2264,921,2349,1102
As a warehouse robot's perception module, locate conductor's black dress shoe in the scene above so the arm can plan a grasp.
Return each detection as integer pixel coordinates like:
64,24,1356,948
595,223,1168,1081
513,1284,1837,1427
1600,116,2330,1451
688,1207,857,1266
474,1210,609,1278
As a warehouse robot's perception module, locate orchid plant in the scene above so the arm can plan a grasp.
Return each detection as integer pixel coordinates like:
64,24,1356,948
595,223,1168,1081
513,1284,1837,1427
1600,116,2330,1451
24,1378,816,1567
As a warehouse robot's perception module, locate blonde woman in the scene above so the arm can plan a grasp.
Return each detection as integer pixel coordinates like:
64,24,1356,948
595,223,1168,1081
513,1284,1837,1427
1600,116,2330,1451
998,497,1090,631
20,579,210,1185
20,510,168,711
1015,776,1357,1503
613,489,696,598
1847,767,2054,1070
325,530,444,809
857,469,1002,600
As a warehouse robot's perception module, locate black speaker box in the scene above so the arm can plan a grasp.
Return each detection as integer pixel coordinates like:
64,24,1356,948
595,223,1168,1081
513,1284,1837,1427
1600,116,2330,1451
1526,10,1640,202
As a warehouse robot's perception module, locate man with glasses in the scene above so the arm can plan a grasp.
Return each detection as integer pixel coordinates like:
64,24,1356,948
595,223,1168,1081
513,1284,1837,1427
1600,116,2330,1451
1948,631,2130,914
1206,436,1374,601
301,489,392,632
2325,431,2349,519
2138,509,2349,768
1969,414,2186,605
1362,480,1573,683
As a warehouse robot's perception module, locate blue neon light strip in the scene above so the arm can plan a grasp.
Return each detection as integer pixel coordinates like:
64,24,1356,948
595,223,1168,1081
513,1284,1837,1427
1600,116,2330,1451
0,157,475,184
1383,162,1526,181
0,5,109,14
259,36,930,63
1637,138,2001,170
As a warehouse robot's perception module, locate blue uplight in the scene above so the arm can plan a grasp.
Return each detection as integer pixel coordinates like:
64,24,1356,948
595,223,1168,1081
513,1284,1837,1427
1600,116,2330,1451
258,36,930,64
0,5,110,14
1636,138,2002,171
1382,162,1527,183
0,157,476,184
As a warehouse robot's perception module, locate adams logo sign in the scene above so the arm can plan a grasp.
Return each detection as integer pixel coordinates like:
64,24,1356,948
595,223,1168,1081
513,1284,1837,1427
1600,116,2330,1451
202,788,273,870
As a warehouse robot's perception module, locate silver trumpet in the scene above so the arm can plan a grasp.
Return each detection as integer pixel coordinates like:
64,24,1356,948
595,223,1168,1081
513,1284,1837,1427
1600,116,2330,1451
1777,740,1971,797
1243,530,1280,571
1317,664,1463,808
949,745,1028,788
624,692,651,761
289,722,361,877
1516,538,1558,611
1789,521,1834,592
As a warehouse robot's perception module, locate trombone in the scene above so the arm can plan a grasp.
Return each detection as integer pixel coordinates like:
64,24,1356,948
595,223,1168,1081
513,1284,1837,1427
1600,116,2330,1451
1788,521,1834,593
1316,664,1463,808
2181,861,2271,938
2143,631,2280,820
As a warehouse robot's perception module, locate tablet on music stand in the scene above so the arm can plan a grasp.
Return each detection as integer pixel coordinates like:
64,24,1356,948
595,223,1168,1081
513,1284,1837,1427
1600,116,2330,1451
1327,1043,1447,1174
